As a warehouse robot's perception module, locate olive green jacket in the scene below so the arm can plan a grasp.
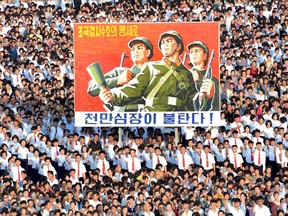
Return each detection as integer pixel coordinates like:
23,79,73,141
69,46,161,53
111,59,196,112
87,65,143,112
87,65,141,97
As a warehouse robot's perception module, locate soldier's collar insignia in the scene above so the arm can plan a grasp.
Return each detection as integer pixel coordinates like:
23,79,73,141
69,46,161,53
163,58,182,69
163,58,173,66
174,61,182,67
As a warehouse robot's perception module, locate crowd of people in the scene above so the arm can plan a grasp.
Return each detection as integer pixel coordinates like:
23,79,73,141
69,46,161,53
0,0,286,216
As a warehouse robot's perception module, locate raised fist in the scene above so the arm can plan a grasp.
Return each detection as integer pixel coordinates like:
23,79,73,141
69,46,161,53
99,87,113,104
199,79,215,99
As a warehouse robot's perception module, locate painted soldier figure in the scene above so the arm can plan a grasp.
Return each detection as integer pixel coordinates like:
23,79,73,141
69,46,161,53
187,41,219,111
100,30,196,112
87,37,153,111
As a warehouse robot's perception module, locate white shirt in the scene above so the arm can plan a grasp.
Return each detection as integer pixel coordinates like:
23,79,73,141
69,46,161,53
11,165,25,182
263,113,272,122
0,157,8,170
103,141,115,160
124,157,141,173
264,127,274,138
142,212,155,216
209,127,219,139
100,136,108,147
26,133,39,145
82,153,89,165
179,210,193,216
228,137,244,153
221,148,233,161
186,148,195,162
203,139,214,147
271,119,280,128
177,152,194,170
201,152,215,170
96,159,110,176
182,127,195,140
74,143,84,153
71,161,86,178
152,155,167,171
252,137,264,147
255,94,267,101
70,176,79,185
228,206,245,216
278,136,286,144
207,208,219,216
50,146,61,161
229,153,244,169
241,132,253,140
276,148,286,167
242,115,251,126
47,177,59,186
253,150,266,169
17,146,29,159
253,204,271,216
41,164,57,177
11,73,22,87
89,199,102,208
258,123,267,136
263,9,271,19
49,126,63,141
230,122,244,135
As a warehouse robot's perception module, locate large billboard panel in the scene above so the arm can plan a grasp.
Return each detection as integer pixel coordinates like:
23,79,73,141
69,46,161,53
74,23,220,127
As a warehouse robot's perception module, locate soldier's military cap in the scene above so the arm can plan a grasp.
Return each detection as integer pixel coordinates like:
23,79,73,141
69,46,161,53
187,41,209,55
128,37,153,60
158,30,184,54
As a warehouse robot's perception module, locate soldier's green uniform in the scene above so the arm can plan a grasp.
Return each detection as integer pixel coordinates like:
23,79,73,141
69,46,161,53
110,31,196,112
87,37,153,112
187,41,220,111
